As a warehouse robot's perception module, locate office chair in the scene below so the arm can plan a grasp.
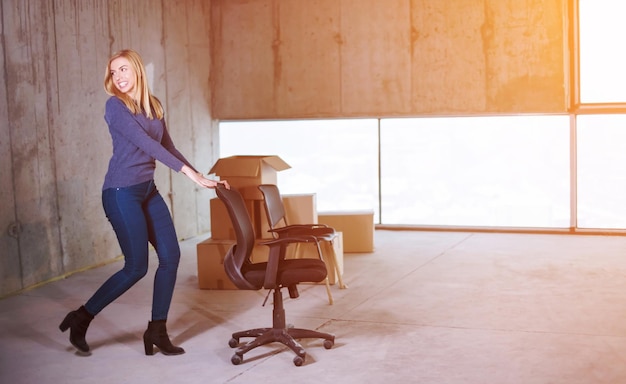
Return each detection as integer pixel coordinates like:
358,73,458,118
258,184,347,291
215,184,335,366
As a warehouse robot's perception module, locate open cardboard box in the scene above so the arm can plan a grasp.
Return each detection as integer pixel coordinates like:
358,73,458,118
209,155,290,199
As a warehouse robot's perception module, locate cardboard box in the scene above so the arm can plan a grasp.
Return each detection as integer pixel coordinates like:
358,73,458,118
210,193,317,240
209,197,270,239
209,198,243,240
255,193,317,238
208,156,290,197
287,232,344,285
318,211,374,253
197,232,343,289
197,238,269,290
239,185,268,201
283,194,317,225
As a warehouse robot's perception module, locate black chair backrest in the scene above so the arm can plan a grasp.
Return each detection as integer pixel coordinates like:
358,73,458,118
215,185,259,290
258,184,288,229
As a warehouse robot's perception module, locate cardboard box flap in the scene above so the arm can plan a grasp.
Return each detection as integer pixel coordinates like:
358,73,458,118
209,155,290,177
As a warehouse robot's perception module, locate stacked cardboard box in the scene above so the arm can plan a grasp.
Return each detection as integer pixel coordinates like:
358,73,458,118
197,155,344,289
207,155,290,241
196,238,269,290
318,211,374,253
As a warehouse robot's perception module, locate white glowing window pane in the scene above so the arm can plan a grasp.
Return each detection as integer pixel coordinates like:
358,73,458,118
219,120,380,219
577,114,626,229
379,116,570,227
579,0,626,103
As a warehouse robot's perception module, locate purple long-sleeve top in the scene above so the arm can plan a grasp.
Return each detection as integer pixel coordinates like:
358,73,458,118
102,96,195,190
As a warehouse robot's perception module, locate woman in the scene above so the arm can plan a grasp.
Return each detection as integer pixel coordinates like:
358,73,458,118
59,49,229,356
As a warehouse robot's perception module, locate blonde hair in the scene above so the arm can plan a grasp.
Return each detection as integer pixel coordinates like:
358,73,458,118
104,49,164,120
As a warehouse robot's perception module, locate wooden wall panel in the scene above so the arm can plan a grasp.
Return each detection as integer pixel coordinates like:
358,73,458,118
52,0,117,273
0,3,21,294
277,0,342,116
1,0,216,297
163,0,214,237
3,0,64,287
341,0,412,116
411,0,488,113
184,0,219,233
480,0,566,112
163,0,197,238
211,0,567,119
211,0,276,119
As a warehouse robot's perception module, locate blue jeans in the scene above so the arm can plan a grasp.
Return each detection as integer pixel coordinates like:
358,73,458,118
85,180,181,321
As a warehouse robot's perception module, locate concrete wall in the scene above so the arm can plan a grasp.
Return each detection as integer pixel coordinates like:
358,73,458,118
211,0,567,119
0,0,218,297
1,0,569,298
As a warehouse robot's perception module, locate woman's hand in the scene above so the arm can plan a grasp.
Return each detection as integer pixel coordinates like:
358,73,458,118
181,165,230,190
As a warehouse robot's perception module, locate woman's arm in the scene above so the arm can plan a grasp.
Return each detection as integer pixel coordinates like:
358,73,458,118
160,120,199,173
180,165,230,189
159,117,229,189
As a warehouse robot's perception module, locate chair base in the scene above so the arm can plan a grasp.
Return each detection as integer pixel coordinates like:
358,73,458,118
229,326,335,366
228,287,335,366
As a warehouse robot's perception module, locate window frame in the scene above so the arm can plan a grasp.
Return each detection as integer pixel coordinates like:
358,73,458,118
216,1,626,235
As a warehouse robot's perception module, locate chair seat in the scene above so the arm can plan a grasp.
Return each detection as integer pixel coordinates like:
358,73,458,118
243,258,328,288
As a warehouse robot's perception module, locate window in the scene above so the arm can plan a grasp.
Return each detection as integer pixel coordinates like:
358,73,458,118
220,116,570,228
217,1,626,232
380,116,570,227
219,120,380,219
576,1,626,230
577,115,626,229
579,1,626,103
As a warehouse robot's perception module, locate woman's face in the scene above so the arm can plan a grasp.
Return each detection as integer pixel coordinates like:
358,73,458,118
109,56,137,98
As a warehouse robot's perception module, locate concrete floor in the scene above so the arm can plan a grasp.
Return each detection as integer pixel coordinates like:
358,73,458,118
2,230,626,383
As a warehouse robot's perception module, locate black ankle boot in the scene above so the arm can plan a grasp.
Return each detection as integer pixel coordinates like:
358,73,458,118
59,305,94,353
143,320,185,356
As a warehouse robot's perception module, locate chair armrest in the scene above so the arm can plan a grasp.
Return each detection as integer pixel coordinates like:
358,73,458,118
260,235,320,289
270,224,330,234
269,227,337,242
287,224,330,229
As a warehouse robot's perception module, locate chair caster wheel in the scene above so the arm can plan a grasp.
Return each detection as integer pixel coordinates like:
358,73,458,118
228,338,239,348
323,339,334,349
293,355,305,366
231,354,243,365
